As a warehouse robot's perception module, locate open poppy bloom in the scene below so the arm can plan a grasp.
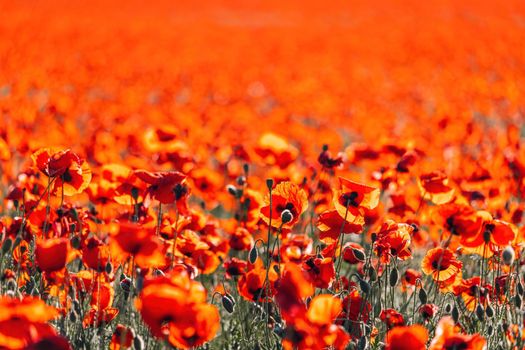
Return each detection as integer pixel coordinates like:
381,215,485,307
380,308,405,329
317,209,364,240
35,238,71,273
282,295,349,350
134,169,187,204
385,324,428,350
110,221,167,268
254,133,298,169
418,171,455,205
110,324,134,350
237,260,278,302
136,271,219,349
276,264,314,322
260,181,308,229
421,247,463,283
333,177,380,225
32,148,91,196
429,316,486,350
453,277,492,311
374,220,413,263
0,296,65,349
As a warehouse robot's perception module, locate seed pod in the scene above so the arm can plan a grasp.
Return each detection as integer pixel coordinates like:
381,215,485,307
266,179,274,191
222,293,235,314
389,268,399,287
248,245,258,264
483,230,491,243
418,288,428,304
486,304,495,318
368,266,377,281
281,209,294,224
475,304,484,321
452,305,460,323
1,238,13,254
70,235,81,249
105,261,113,275
487,325,494,336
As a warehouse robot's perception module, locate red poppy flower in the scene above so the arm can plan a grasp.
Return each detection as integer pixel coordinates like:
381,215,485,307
374,220,413,263
32,148,91,196
110,324,134,350
110,221,167,268
418,171,455,205
429,317,486,350
317,209,364,240
380,308,405,329
260,181,308,229
134,169,187,204
333,177,380,225
35,238,71,273
385,325,428,350
421,247,463,282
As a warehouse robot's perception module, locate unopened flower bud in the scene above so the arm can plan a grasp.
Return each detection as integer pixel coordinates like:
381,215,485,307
502,246,515,266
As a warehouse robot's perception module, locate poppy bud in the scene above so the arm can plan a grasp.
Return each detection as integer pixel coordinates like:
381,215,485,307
73,299,82,315
357,336,367,350
105,261,113,275
352,248,366,262
452,305,460,323
1,238,12,254
389,268,399,287
305,296,312,308
475,304,484,321
243,163,249,176
373,300,382,318
502,246,515,266
227,185,238,196
6,279,16,291
281,209,293,224
12,236,22,250
371,233,377,243
136,274,144,292
120,277,132,292
248,246,258,264
359,278,371,294
368,266,377,281
444,303,452,313
70,235,81,249
131,187,139,201
486,304,494,318
222,293,235,314
483,230,491,244
69,310,77,323
266,178,274,191
487,325,494,336
236,176,246,186
515,295,522,309
518,281,524,296
133,335,145,350
419,288,428,304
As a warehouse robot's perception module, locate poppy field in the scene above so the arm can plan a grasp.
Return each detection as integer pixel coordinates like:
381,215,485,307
1,0,525,349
